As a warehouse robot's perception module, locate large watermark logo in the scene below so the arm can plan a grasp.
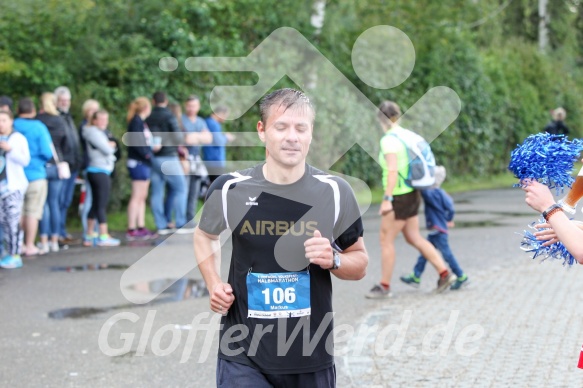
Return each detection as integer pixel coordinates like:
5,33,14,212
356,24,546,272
114,25,465,362
120,25,461,303
98,310,483,362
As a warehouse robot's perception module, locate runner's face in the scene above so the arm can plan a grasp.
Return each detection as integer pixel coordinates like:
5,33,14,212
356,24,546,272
258,104,313,168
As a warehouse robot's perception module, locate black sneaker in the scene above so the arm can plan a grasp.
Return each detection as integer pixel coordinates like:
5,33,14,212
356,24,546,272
365,284,392,299
436,273,456,293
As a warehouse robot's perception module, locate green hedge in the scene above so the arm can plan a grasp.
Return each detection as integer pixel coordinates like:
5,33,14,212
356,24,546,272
1,0,583,208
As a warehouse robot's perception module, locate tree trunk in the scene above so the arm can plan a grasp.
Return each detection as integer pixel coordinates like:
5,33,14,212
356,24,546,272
539,0,549,52
311,0,326,35
306,0,326,91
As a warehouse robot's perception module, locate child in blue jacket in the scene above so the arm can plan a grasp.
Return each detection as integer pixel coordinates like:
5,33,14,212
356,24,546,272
400,166,469,290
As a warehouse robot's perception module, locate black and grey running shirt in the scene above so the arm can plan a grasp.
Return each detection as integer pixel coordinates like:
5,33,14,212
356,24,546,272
199,163,363,374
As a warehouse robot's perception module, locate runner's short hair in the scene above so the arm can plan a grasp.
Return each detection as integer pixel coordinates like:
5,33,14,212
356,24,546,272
259,88,315,124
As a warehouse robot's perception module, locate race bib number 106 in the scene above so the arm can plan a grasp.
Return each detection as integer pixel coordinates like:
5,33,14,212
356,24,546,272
247,272,311,319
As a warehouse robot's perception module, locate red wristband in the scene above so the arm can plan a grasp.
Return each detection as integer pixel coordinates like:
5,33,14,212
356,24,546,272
544,206,563,222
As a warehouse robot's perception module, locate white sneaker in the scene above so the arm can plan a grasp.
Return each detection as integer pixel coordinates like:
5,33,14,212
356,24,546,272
49,242,60,253
175,227,195,235
37,243,50,255
157,228,176,235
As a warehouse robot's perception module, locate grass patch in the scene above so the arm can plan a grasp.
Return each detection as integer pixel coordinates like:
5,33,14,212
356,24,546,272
68,206,168,233
68,202,205,233
71,171,523,232
442,171,518,194
356,171,519,205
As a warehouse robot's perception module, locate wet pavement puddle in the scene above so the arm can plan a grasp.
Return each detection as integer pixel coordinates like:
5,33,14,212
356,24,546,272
48,307,110,319
456,210,533,217
455,220,503,228
51,264,130,272
48,278,208,320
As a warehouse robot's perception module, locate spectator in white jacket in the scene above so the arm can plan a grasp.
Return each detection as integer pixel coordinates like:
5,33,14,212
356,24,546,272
0,109,31,268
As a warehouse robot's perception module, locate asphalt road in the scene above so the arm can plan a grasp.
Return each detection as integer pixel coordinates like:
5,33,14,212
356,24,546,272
1,187,579,387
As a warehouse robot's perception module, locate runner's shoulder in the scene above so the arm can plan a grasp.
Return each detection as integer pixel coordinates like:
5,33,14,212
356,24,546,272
307,165,354,193
207,166,259,193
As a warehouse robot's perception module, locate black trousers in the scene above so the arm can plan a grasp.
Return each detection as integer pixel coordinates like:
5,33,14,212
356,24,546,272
87,172,111,224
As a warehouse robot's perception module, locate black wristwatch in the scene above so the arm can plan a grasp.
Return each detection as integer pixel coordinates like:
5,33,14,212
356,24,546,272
330,249,341,270
542,203,563,222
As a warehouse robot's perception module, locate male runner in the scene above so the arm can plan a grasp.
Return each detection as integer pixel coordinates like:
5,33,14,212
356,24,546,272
194,88,368,387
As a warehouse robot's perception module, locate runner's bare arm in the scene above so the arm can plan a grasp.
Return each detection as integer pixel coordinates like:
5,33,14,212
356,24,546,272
305,231,367,280
524,180,583,263
331,237,368,280
380,152,398,216
194,227,235,313
540,212,583,263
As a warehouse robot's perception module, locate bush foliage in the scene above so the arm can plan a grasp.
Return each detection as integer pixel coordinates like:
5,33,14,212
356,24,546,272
1,0,582,208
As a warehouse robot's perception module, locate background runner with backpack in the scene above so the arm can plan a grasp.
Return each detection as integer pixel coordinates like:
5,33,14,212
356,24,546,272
365,100,456,299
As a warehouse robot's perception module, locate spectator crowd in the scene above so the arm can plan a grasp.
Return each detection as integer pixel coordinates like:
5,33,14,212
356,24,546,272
0,89,234,269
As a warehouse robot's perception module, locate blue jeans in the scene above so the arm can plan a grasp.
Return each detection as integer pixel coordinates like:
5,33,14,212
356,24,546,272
40,178,64,237
59,171,78,237
164,173,199,225
150,156,187,230
80,171,98,236
185,175,201,224
414,231,464,278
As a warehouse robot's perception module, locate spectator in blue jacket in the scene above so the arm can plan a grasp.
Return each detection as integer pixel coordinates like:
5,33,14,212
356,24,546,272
202,106,235,184
13,98,53,256
400,166,469,290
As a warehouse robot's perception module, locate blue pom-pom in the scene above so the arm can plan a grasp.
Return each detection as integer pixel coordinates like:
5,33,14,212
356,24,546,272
519,219,577,267
509,133,583,194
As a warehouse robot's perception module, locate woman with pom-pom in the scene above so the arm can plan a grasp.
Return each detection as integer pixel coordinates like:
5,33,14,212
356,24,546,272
522,169,583,263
